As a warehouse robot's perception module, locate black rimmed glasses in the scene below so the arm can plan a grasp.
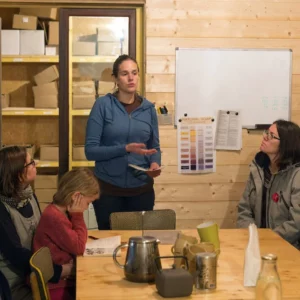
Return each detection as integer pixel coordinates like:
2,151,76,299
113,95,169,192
263,129,280,141
24,160,36,168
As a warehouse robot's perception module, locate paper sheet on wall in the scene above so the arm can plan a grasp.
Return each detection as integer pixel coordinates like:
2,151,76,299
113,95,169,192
215,110,242,150
84,235,121,257
177,117,216,174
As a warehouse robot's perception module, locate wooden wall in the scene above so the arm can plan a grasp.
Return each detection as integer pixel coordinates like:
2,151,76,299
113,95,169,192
145,0,300,228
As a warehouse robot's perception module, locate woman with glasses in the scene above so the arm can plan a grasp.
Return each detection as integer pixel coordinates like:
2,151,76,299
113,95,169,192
0,146,73,299
237,120,300,248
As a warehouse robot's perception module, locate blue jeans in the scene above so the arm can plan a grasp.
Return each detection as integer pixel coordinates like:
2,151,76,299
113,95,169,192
93,190,155,230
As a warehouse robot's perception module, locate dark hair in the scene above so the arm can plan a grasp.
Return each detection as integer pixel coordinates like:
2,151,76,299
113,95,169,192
112,54,139,78
0,146,27,197
273,119,300,169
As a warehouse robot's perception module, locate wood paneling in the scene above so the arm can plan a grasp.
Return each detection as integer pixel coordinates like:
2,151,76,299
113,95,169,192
155,183,245,202
146,37,300,56
147,19,300,39
146,3,300,21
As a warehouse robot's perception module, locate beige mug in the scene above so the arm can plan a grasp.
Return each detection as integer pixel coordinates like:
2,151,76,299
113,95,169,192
184,243,215,275
171,234,198,268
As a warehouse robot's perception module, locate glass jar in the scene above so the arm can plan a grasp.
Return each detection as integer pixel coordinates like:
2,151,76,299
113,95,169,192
256,254,282,300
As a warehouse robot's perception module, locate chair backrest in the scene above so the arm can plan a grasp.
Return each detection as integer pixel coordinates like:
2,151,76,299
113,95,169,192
110,209,176,230
30,247,54,300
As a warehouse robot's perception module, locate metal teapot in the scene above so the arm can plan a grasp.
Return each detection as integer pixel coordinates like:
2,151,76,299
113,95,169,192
113,236,161,283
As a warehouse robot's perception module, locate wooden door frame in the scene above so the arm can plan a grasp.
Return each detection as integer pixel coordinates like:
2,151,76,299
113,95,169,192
59,8,137,175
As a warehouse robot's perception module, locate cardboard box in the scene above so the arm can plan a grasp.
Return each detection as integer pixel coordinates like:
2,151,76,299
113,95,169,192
19,7,58,20
72,81,95,95
33,82,58,98
20,30,45,55
48,21,59,45
13,14,37,30
97,42,121,56
73,145,86,160
35,188,56,202
1,94,10,108
97,28,120,42
100,68,114,82
34,65,59,85
1,30,20,55
72,95,95,109
98,81,115,95
40,145,59,161
45,46,58,56
35,174,58,189
73,42,96,56
34,95,58,108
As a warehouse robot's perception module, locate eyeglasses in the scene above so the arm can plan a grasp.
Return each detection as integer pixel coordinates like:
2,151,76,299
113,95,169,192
263,129,280,141
24,160,36,168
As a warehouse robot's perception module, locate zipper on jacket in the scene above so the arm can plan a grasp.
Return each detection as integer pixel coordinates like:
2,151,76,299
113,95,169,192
280,191,289,210
266,175,276,227
125,114,132,188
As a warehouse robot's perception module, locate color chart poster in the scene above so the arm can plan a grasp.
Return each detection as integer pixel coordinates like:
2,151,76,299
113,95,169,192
178,120,216,174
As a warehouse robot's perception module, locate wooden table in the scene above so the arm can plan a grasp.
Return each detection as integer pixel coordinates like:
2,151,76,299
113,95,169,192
76,229,300,299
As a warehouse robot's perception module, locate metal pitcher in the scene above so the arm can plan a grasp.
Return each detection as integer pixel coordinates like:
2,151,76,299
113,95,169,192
113,236,161,283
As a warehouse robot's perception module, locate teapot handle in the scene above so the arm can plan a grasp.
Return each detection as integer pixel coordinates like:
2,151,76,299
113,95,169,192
113,244,128,269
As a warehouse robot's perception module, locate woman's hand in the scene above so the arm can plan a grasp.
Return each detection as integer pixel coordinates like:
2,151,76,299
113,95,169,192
146,162,161,178
126,143,157,156
67,195,87,213
61,260,75,279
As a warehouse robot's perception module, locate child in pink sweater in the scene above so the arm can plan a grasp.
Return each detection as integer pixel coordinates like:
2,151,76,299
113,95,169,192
33,168,99,300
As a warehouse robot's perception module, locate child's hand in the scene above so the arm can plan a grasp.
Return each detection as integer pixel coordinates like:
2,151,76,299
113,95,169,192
67,194,87,213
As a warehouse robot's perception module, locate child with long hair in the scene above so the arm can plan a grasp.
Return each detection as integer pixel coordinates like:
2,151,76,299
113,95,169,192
33,168,100,299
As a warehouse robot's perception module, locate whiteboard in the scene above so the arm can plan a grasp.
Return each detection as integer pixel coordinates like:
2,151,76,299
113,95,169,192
175,48,292,128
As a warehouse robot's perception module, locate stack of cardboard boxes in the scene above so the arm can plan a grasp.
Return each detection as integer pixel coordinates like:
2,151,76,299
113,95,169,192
33,65,59,108
97,28,122,56
1,7,58,56
72,27,122,57
72,80,96,109
34,173,58,212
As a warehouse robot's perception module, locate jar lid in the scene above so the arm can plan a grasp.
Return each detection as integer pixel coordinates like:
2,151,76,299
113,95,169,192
262,254,277,261
129,236,157,244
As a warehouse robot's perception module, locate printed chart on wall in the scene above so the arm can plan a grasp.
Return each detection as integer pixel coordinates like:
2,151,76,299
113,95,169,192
177,118,216,174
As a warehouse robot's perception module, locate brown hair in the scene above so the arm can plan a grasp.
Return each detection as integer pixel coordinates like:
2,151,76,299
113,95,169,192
0,146,27,197
53,168,99,206
112,54,139,78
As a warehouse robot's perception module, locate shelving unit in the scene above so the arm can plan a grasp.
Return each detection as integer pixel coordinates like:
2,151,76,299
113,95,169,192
2,55,59,63
2,108,59,116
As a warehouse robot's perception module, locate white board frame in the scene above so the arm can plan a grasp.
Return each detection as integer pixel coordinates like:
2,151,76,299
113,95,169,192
175,48,292,129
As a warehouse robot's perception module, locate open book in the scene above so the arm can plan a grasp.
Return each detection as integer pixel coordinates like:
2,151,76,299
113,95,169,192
84,235,121,257
128,164,165,172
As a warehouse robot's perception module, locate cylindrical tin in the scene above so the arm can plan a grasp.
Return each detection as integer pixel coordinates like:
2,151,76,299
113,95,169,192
195,252,217,290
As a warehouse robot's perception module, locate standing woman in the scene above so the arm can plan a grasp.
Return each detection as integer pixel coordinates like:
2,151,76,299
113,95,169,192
85,54,161,229
237,120,300,248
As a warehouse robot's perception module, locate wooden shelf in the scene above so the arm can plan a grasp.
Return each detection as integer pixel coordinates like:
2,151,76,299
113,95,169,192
36,161,59,168
72,109,91,116
72,56,117,63
2,108,59,116
72,161,95,167
2,55,59,63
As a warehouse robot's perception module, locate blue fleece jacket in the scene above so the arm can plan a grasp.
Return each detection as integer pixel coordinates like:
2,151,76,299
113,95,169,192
85,93,161,188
